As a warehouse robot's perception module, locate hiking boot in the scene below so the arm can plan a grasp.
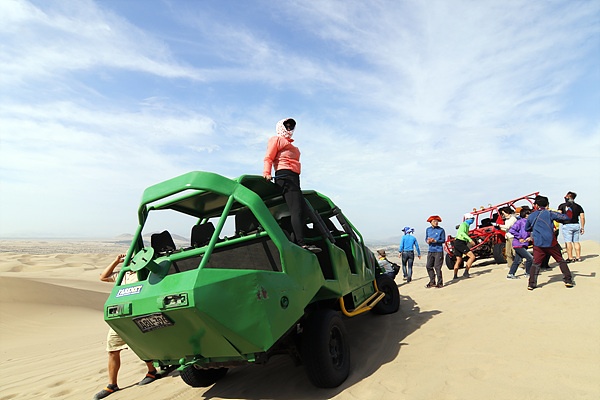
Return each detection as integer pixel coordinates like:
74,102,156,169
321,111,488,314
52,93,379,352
93,384,119,399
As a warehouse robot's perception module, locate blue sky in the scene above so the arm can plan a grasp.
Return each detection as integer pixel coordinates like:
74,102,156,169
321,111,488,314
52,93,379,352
1,0,599,242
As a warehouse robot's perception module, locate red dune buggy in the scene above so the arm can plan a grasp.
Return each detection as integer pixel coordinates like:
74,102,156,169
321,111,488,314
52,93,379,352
443,192,539,269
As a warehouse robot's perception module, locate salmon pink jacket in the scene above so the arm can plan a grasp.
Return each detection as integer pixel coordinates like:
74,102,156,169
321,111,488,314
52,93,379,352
263,136,301,176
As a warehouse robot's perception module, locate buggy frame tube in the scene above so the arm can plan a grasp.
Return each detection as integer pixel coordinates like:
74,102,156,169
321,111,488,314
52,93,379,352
197,194,236,270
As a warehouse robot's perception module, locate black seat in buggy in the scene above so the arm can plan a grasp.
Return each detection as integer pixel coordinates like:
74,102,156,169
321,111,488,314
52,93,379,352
191,222,215,248
235,208,261,236
151,230,177,254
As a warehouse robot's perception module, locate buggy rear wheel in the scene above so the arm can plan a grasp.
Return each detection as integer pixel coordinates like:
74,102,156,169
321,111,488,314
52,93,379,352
301,309,350,388
371,274,400,315
493,242,506,264
180,366,228,387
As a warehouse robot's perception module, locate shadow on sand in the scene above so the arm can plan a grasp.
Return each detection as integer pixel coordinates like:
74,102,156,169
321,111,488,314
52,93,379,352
535,254,598,287
194,293,440,399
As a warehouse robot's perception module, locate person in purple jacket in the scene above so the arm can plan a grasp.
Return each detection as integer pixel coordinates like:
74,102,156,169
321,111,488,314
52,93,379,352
506,208,533,279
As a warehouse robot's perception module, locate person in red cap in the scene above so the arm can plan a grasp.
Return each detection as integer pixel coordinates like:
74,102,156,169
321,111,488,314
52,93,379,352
425,216,446,288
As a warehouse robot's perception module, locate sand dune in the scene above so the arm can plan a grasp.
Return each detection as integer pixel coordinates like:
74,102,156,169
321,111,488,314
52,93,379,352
0,240,599,400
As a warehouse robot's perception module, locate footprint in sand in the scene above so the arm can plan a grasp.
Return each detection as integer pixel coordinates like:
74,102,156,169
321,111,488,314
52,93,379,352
468,368,486,380
49,379,67,387
50,388,72,398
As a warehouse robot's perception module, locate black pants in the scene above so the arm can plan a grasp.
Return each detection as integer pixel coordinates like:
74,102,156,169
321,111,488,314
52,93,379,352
275,170,306,246
426,252,443,285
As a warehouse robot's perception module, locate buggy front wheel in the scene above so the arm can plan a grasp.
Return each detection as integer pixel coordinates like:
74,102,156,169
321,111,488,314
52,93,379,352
445,253,456,270
372,274,400,315
180,366,228,387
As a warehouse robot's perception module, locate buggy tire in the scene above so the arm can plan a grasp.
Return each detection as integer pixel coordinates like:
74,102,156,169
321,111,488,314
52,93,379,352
301,309,350,388
445,253,456,270
493,242,506,264
180,366,228,387
372,274,400,315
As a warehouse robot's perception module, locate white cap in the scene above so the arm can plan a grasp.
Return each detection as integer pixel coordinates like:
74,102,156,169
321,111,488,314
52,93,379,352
463,213,475,220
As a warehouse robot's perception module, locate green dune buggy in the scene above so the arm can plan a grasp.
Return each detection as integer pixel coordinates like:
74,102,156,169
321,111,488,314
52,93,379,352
103,171,399,388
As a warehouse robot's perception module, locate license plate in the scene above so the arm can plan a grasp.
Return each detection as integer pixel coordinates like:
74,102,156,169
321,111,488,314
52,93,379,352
133,313,174,333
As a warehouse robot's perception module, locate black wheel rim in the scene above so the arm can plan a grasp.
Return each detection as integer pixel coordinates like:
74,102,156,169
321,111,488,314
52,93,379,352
329,326,345,368
380,285,392,305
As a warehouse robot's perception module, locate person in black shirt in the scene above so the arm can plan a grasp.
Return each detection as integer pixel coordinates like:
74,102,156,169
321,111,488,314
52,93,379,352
558,191,586,262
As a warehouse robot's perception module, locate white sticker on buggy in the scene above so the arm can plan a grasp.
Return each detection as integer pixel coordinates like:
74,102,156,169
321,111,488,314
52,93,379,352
116,285,143,297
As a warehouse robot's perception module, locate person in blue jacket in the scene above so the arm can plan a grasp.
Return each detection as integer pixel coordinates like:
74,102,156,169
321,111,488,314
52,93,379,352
525,195,573,290
398,226,421,283
425,215,446,288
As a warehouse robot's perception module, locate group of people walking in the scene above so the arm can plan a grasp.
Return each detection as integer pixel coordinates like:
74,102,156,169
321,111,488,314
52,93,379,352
497,193,585,289
378,192,585,292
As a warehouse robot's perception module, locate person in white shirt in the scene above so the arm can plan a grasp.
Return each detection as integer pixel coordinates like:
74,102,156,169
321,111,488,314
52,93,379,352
497,207,518,267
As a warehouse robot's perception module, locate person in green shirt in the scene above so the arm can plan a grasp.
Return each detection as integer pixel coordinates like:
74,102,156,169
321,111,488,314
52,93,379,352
453,213,476,279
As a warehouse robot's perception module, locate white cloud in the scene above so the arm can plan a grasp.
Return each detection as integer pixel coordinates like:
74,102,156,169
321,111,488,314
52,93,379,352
0,0,203,87
0,0,598,241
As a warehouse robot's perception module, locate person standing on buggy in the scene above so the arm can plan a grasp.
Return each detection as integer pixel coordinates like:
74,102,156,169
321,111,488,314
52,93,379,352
398,226,421,283
263,118,320,253
425,215,446,288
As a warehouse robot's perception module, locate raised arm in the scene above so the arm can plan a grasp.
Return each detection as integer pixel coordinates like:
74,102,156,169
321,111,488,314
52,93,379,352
99,254,126,282
414,237,421,257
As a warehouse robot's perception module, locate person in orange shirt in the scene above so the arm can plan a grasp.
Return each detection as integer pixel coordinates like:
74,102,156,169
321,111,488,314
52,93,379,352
263,118,320,253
